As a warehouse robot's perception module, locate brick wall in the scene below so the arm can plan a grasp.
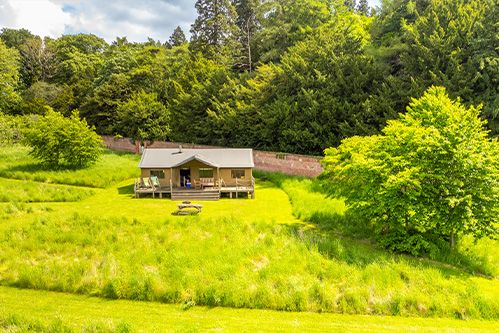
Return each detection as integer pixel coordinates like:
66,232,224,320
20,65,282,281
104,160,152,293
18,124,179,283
253,150,323,178
101,136,324,178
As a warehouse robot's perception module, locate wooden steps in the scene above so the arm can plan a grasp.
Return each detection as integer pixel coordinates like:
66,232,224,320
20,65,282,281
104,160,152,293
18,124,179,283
171,188,220,201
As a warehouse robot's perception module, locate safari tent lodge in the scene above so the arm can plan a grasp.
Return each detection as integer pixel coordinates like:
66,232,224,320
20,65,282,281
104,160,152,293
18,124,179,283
134,147,255,200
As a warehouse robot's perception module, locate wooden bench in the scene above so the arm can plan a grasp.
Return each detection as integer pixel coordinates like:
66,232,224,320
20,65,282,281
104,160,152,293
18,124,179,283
175,202,203,215
200,177,215,188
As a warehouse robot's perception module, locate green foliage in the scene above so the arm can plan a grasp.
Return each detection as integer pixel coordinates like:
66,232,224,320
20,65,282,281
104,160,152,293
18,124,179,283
402,0,499,134
320,86,499,252
169,26,187,47
168,54,231,143
0,28,34,50
257,0,334,64
226,26,394,154
0,39,21,113
0,113,26,145
22,110,103,168
116,90,170,141
189,0,239,65
20,81,67,115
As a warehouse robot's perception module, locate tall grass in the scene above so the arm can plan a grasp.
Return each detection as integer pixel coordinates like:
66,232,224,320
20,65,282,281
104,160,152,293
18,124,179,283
0,202,52,220
0,311,133,332
0,146,140,188
2,212,499,319
255,170,499,278
0,178,94,202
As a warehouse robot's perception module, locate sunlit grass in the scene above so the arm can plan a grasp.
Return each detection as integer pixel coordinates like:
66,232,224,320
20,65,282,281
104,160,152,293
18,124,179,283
1,145,499,322
0,178,94,202
2,183,499,318
3,286,499,332
0,146,140,188
255,170,499,278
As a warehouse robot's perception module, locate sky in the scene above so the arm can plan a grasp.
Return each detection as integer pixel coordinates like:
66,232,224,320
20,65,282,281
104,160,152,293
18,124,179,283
0,0,382,44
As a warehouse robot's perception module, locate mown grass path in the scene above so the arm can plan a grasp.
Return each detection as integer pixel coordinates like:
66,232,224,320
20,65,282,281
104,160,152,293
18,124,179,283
2,286,498,332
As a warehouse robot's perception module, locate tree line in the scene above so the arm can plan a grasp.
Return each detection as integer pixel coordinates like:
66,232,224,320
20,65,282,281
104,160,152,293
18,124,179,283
1,0,499,156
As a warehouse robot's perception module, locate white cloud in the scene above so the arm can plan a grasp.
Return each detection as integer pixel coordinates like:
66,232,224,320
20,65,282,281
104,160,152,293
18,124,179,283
1,0,71,38
54,0,197,43
0,0,196,43
0,0,383,44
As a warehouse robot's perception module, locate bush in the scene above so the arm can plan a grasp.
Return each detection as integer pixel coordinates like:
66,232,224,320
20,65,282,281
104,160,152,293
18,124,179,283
23,110,102,168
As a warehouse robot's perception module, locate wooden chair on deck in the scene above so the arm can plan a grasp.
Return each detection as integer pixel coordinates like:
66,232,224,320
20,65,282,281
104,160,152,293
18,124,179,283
193,179,202,190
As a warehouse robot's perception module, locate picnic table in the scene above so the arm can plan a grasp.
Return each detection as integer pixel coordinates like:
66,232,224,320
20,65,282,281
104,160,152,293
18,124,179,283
175,202,202,215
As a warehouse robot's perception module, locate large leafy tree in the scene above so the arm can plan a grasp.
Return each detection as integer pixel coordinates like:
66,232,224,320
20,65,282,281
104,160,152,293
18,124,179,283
116,90,170,141
23,110,102,168
167,53,231,143
320,86,499,251
20,36,58,86
0,28,34,50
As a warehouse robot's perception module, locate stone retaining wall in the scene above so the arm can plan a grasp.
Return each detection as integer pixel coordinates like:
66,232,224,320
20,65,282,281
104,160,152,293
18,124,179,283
101,136,324,178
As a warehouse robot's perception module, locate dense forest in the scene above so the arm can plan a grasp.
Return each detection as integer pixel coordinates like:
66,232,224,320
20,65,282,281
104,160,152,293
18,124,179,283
1,0,499,156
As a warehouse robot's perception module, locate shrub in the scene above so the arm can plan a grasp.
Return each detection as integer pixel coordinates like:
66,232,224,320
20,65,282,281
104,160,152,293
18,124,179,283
23,110,102,168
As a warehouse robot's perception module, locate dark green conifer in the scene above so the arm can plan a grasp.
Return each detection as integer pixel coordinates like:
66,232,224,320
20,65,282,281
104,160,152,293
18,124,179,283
169,26,187,47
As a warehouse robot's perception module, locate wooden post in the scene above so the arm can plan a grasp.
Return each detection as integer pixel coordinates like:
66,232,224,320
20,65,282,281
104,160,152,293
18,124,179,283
236,177,238,199
251,176,255,199
170,168,173,194
217,167,221,196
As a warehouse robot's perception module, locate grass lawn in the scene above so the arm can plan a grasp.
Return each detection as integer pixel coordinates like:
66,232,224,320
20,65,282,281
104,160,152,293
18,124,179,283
1,145,499,329
2,286,498,332
0,146,140,188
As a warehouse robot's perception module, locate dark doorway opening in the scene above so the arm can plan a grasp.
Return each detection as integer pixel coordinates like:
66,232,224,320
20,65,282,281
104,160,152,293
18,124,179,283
180,168,191,187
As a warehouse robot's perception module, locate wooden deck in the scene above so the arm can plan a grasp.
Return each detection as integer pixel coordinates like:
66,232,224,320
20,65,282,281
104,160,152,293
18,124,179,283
134,177,255,200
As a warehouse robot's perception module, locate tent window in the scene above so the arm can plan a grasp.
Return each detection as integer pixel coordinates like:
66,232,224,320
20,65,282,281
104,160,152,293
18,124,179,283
199,168,213,178
231,169,245,179
150,170,165,179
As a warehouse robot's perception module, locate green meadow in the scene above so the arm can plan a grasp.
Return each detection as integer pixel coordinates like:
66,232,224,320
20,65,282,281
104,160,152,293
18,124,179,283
1,146,499,330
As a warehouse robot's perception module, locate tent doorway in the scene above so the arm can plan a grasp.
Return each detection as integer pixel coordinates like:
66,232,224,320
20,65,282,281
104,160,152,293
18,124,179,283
180,168,191,187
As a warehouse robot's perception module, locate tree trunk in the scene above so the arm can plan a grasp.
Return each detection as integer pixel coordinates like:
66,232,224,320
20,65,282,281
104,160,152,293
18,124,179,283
450,230,455,248
246,16,252,72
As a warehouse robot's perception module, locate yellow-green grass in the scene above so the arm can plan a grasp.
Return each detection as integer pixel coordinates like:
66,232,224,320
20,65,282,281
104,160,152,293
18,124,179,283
256,171,499,278
0,146,140,188
0,178,94,202
1,145,499,322
2,286,498,332
1,179,499,319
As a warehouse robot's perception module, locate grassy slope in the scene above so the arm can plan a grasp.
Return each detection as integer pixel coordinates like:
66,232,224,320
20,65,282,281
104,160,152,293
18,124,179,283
2,286,498,332
0,146,140,188
0,178,94,202
1,145,499,328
